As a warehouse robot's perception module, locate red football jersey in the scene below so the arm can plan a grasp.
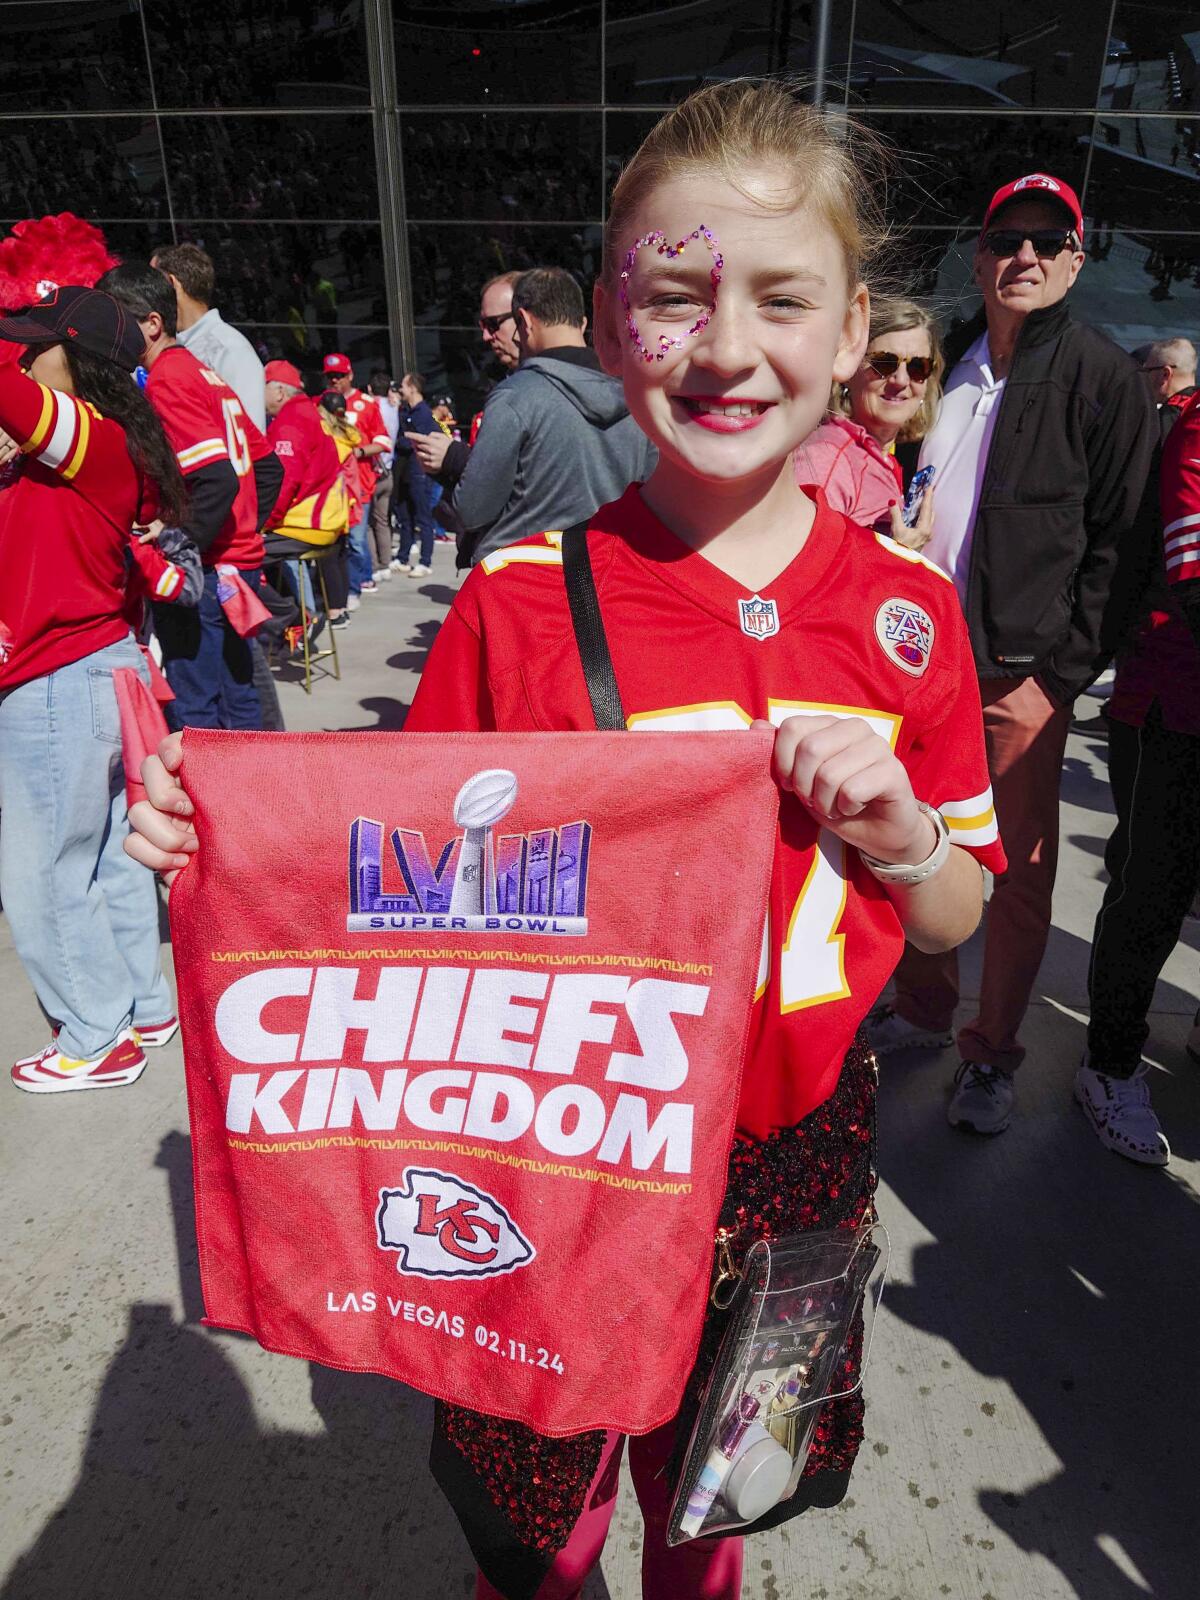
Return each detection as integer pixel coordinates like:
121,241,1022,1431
407,486,1006,1138
343,388,389,488
146,344,271,569
0,363,150,689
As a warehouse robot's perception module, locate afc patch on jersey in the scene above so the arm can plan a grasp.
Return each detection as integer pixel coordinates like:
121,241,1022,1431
874,596,934,676
738,594,779,641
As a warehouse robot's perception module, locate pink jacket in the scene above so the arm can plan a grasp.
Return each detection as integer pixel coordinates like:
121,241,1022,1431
794,416,904,532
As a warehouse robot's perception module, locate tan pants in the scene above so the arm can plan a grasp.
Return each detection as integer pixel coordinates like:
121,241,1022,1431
893,674,1071,1071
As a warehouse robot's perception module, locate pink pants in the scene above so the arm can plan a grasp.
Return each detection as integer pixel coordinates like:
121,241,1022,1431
893,674,1071,1071
476,1420,743,1600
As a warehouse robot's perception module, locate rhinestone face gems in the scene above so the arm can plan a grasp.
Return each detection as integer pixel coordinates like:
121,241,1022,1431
619,224,724,363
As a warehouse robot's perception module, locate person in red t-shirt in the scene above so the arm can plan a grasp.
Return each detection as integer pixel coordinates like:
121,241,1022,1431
98,264,283,729
0,286,185,1093
263,359,352,634
125,83,1003,1600
322,352,388,600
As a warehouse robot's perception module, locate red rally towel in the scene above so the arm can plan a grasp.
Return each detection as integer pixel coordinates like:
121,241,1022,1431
168,729,778,1436
113,666,171,809
141,645,175,705
215,565,271,638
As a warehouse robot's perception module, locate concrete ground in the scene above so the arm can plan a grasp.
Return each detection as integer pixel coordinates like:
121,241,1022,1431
1,544,1196,1600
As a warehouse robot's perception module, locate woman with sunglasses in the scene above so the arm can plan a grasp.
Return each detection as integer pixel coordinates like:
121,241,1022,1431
796,297,941,548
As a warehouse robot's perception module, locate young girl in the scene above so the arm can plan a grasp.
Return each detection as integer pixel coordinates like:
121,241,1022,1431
129,81,1004,1600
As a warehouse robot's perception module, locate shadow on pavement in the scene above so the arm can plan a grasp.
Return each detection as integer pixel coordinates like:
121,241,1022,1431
878,921,1200,1600
330,695,412,732
386,617,444,678
2,1133,478,1600
0,1302,475,1600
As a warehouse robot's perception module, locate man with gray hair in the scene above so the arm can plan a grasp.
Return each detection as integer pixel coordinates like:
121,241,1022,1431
261,359,351,631
1132,337,1197,414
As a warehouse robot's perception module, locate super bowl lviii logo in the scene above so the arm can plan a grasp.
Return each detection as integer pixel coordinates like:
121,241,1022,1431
348,768,591,936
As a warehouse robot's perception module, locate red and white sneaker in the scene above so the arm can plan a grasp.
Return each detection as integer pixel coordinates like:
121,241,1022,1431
11,1030,147,1094
134,1017,179,1049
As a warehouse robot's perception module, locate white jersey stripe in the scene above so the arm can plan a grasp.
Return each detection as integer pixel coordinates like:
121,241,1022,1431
1164,528,1200,556
36,392,79,470
1166,549,1200,574
1163,509,1200,540
481,545,565,575
939,787,994,819
177,437,227,469
944,817,1001,847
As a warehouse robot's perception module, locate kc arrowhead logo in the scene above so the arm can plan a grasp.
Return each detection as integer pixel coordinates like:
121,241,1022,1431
376,1167,536,1279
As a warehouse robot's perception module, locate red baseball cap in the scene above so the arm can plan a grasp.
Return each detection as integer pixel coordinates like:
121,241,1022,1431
323,352,352,376
264,359,303,386
982,173,1084,245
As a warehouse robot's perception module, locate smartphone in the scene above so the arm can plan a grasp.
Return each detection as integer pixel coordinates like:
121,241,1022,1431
902,465,935,528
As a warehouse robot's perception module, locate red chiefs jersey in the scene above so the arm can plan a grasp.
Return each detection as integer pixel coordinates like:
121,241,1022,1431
1163,390,1200,589
146,344,271,568
342,388,389,488
407,486,1006,1139
0,362,152,689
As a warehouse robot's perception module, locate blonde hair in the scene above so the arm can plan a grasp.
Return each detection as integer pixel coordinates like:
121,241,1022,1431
602,79,893,294
830,296,944,443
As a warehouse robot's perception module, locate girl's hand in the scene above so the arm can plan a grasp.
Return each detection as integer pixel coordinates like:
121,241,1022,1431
768,715,935,864
0,427,19,468
123,732,197,883
888,484,935,551
135,517,165,545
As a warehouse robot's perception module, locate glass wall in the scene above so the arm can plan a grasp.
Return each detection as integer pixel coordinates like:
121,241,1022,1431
4,1,1199,407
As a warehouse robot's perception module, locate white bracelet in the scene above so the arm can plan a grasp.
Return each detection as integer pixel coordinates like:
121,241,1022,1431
858,802,950,885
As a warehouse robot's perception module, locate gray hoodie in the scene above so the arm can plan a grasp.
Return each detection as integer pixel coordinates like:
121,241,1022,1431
454,349,657,564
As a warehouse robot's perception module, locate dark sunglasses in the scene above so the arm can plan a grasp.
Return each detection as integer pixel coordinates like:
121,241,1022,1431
983,228,1077,258
478,310,516,335
866,352,933,382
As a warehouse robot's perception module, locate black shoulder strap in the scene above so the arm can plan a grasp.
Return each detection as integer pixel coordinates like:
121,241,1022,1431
561,521,626,731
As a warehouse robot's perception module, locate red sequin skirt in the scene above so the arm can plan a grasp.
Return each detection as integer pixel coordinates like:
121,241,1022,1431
431,1038,877,1576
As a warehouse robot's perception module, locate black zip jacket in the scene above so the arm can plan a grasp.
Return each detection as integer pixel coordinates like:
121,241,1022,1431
942,298,1156,705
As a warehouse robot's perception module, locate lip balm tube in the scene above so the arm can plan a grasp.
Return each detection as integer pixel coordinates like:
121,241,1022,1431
678,1378,777,1537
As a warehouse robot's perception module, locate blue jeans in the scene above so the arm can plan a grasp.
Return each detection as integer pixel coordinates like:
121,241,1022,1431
348,500,373,593
396,465,436,567
156,566,263,730
0,636,172,1058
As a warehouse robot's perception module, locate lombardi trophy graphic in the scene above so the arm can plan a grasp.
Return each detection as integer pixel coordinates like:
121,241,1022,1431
449,769,518,916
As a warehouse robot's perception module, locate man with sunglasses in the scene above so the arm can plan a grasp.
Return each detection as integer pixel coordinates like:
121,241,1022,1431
404,271,523,550
872,172,1156,1140
1132,337,1197,413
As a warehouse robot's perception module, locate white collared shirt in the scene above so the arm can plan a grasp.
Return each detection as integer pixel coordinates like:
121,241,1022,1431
919,332,1005,609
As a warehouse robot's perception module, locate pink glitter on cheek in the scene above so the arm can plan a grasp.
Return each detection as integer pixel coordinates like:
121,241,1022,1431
618,224,723,364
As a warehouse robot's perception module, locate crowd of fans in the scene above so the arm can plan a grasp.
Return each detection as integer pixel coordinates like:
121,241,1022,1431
2,143,1200,1171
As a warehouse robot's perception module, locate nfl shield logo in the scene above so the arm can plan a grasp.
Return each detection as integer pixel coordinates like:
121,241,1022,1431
738,595,779,642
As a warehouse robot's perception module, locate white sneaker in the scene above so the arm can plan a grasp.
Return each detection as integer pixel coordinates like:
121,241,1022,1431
389,557,405,571
406,564,432,577
866,1005,953,1056
947,1061,1014,1134
1074,1061,1170,1166
134,1017,179,1049
376,567,392,582
347,594,361,612
12,1030,147,1094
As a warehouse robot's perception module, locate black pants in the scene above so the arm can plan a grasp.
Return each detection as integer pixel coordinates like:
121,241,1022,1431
1087,704,1200,1073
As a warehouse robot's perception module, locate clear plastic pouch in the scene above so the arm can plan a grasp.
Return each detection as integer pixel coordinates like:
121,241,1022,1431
667,1221,890,1544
